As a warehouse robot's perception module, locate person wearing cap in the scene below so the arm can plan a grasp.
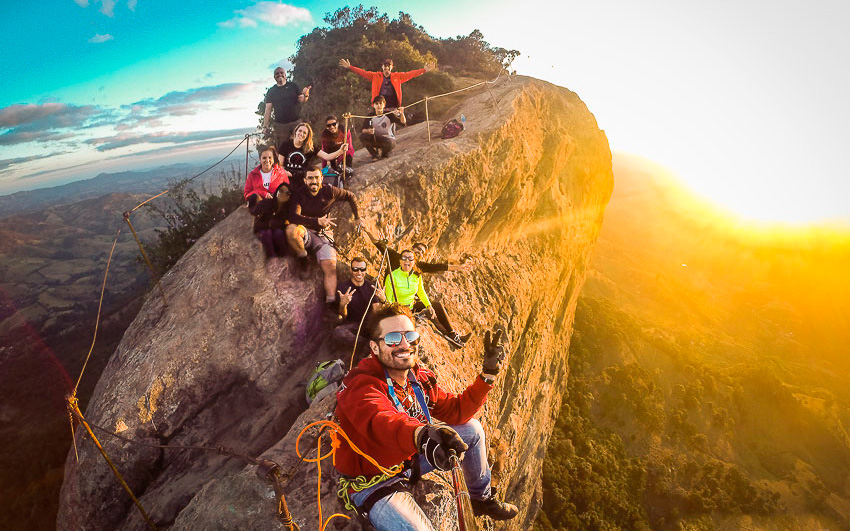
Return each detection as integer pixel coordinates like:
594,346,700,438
334,303,519,530
262,67,311,149
338,57,435,109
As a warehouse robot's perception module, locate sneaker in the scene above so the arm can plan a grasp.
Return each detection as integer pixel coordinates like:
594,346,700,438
459,332,473,344
470,495,518,521
444,331,465,348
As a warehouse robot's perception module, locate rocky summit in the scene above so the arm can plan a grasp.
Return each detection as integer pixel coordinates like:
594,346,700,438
57,76,614,530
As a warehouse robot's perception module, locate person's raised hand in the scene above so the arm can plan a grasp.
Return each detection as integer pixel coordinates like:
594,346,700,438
482,325,507,376
339,58,351,69
318,214,337,228
424,62,436,72
338,287,354,307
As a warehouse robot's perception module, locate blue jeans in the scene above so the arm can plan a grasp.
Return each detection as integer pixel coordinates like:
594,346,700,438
349,419,491,531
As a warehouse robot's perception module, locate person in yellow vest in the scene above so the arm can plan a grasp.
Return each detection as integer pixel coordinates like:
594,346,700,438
384,249,470,347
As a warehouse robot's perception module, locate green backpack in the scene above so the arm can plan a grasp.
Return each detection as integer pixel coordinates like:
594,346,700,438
306,359,345,404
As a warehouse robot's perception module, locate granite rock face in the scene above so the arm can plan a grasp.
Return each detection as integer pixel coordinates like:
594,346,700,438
57,76,613,530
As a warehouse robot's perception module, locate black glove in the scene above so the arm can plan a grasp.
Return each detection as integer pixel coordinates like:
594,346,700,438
482,326,506,376
416,425,468,471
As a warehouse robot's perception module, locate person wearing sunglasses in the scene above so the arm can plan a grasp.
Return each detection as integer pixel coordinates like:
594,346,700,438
333,303,518,529
320,115,354,178
363,225,472,274
384,249,470,347
333,256,387,351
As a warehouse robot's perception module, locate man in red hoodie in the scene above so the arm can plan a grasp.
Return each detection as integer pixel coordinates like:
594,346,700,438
334,303,518,529
339,57,434,109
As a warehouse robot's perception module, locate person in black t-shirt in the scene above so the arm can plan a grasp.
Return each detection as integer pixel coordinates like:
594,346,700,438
263,67,310,149
279,123,349,190
360,95,405,161
287,160,363,319
333,256,387,352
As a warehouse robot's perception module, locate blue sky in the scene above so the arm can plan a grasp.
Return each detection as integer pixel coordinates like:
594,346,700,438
2,1,849,224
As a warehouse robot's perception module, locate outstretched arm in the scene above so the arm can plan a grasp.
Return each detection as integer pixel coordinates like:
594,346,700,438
339,58,372,80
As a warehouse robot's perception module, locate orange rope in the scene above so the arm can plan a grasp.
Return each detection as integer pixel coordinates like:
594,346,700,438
295,419,404,530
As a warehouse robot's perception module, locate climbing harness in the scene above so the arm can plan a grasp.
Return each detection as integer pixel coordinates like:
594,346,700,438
295,419,404,528
384,369,432,424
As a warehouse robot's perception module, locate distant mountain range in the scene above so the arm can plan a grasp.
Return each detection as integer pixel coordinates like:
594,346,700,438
0,161,236,220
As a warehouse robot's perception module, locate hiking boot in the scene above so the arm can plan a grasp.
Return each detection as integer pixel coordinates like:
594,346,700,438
470,495,518,521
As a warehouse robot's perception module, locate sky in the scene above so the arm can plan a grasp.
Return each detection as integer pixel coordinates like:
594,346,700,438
1,0,849,224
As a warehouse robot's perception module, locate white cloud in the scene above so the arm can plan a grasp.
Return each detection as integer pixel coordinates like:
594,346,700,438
72,0,89,6
219,1,312,29
100,0,116,16
88,33,114,43
127,0,137,10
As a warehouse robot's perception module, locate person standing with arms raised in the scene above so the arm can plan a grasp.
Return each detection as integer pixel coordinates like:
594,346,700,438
339,58,434,110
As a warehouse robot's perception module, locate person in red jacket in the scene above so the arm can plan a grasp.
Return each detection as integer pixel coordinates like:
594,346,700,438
243,146,290,201
338,57,435,109
334,303,518,529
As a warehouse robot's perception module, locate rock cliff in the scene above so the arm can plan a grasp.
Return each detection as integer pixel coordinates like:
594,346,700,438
57,76,613,530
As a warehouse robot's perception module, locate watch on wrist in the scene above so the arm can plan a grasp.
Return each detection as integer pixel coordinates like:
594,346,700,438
481,374,495,385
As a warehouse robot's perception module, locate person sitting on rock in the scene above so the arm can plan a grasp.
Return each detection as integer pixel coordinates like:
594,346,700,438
360,95,405,161
320,115,354,178
334,303,518,530
384,249,470,347
244,146,290,202
333,256,387,353
245,146,291,260
279,122,349,190
364,226,471,274
248,181,291,262
287,159,363,319
339,57,434,110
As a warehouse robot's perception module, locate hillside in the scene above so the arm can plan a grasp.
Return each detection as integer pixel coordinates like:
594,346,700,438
537,154,850,530
56,76,613,530
0,164,241,530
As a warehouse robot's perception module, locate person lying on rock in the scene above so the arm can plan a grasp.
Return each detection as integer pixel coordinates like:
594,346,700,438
360,95,405,161
334,303,518,530
333,256,387,354
384,249,470,347
287,159,363,319
339,57,435,110
364,226,471,274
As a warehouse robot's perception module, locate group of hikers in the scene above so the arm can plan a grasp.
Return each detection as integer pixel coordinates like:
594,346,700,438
245,58,519,530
